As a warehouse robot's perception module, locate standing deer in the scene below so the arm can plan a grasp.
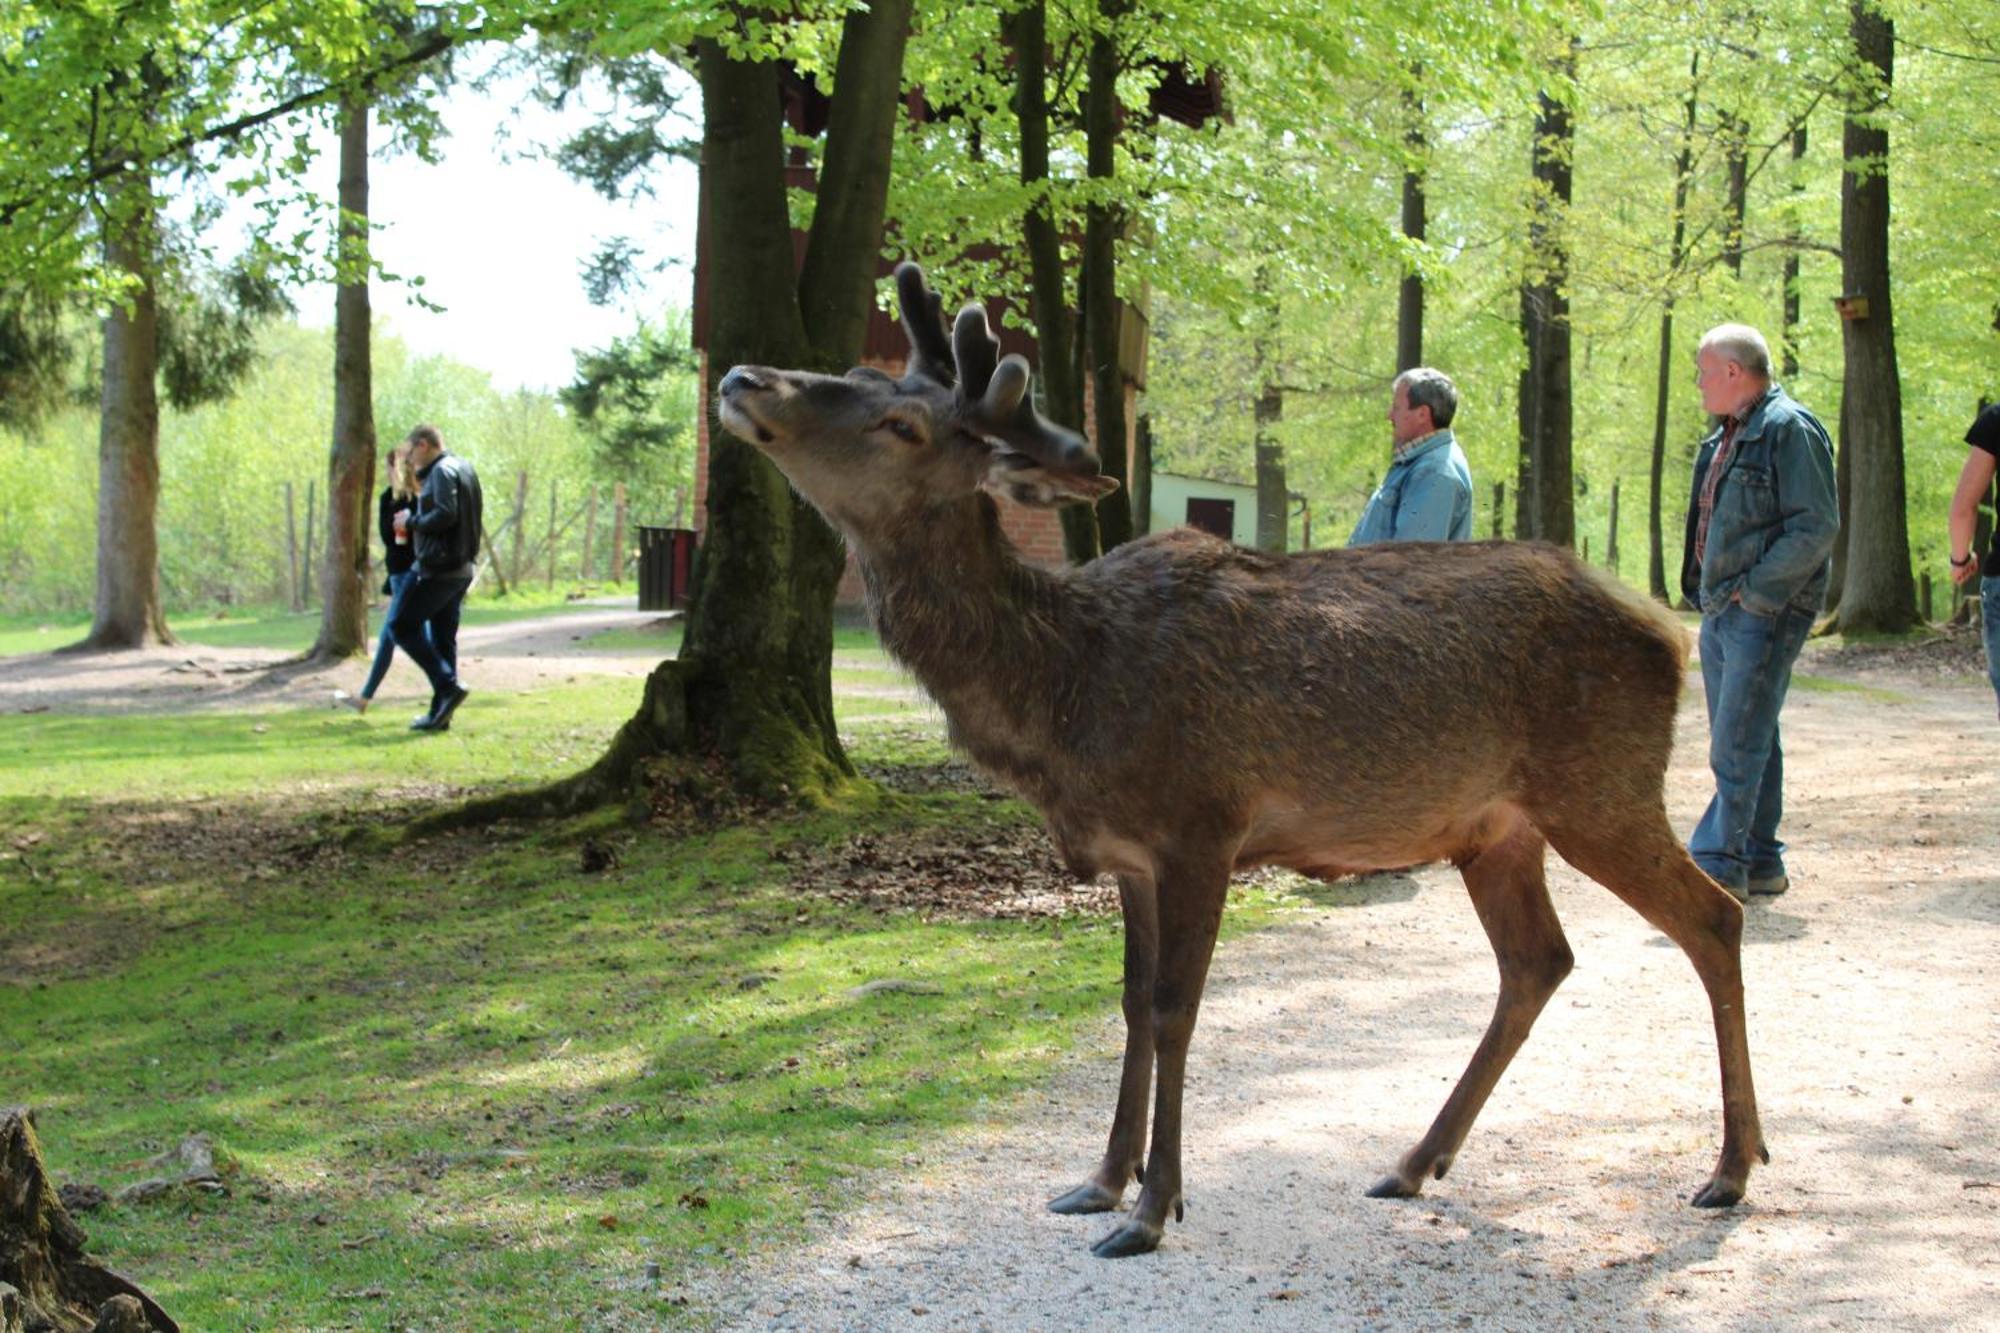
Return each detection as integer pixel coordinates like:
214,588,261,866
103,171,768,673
716,263,1766,1258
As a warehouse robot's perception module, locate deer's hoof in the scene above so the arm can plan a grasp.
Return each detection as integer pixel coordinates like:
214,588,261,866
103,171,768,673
1364,1173,1422,1200
1689,1177,1744,1209
1090,1218,1162,1259
1048,1180,1124,1215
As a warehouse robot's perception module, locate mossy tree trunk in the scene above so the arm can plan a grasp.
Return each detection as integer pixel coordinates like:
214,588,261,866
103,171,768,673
310,95,377,662
1829,0,1915,635
76,178,174,652
446,1,914,826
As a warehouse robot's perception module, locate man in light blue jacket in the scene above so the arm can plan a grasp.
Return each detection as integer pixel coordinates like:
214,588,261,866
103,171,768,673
1680,323,1838,902
1348,367,1474,545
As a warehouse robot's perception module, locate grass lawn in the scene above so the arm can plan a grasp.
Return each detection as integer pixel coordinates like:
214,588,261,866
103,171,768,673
0,631,1292,1328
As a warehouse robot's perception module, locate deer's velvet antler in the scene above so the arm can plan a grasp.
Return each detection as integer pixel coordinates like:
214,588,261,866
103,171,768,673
894,262,956,390
895,262,1099,477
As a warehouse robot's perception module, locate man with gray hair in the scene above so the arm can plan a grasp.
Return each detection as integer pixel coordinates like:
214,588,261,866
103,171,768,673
1680,322,1838,901
1348,367,1474,545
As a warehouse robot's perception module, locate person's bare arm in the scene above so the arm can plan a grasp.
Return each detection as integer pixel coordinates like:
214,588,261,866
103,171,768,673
1948,446,1998,585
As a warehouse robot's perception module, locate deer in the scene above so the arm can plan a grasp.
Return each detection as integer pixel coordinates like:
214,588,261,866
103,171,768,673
715,262,1767,1259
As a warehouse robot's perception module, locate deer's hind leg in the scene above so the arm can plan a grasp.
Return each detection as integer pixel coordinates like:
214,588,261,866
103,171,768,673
1369,810,1573,1200
1541,811,1766,1208
1050,872,1159,1215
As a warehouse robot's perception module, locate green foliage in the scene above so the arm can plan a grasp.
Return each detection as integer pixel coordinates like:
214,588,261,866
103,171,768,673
0,292,76,432
155,255,296,411
1129,0,1998,576
561,311,701,526
0,318,695,615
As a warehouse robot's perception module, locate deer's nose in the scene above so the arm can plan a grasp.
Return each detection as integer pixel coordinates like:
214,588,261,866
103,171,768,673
720,366,766,397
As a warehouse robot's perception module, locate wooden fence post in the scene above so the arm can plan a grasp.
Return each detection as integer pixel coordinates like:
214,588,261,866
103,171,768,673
508,470,529,589
1491,481,1505,539
611,483,628,585
580,487,597,583
1607,477,1621,571
547,480,559,590
285,482,302,612
303,479,317,608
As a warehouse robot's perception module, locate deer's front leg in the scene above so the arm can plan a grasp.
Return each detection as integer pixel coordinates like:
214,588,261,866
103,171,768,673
1050,873,1158,1215
1092,862,1227,1258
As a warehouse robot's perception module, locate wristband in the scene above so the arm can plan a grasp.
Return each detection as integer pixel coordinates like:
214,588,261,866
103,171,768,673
1950,552,1975,568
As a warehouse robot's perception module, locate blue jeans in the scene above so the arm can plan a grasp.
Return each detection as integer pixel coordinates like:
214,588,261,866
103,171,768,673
1984,579,2000,715
359,571,430,700
389,574,470,704
1689,601,1815,891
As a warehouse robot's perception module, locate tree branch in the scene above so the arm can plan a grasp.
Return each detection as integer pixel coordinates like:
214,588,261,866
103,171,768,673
0,29,460,230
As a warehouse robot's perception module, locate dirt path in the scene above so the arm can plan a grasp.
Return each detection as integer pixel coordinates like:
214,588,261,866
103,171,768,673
0,605,679,715
684,662,2000,1331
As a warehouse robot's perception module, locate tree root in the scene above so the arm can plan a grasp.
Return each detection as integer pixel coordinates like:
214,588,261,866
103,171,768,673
0,1109,178,1333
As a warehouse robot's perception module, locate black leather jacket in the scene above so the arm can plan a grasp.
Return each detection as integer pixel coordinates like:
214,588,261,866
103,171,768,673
412,453,483,578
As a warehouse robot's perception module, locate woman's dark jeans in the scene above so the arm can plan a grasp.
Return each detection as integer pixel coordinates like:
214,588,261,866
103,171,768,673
360,571,430,700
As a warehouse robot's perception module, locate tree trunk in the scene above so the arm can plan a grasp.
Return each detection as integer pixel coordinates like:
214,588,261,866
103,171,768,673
310,96,376,661
1131,413,1153,536
1252,269,1286,552
579,487,597,581
0,1109,178,1333
1648,54,1700,602
76,181,174,651
1006,0,1099,563
1830,0,1916,634
1083,0,1135,553
436,2,915,827
1781,123,1807,380
1516,46,1577,548
1254,389,1286,553
1721,110,1749,279
1397,78,1426,374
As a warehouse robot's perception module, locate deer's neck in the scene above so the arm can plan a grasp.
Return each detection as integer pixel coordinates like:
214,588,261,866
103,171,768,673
856,496,1076,776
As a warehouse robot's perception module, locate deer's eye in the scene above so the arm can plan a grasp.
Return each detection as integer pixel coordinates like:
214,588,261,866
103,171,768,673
876,417,924,444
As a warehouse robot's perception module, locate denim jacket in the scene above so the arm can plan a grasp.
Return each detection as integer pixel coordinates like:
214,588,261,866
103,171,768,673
1348,430,1474,546
1679,385,1838,616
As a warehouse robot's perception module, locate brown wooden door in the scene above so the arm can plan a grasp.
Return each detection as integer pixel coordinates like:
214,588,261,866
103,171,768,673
1185,497,1235,541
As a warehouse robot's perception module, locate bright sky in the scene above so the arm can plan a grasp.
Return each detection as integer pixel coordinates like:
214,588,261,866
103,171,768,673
292,56,701,394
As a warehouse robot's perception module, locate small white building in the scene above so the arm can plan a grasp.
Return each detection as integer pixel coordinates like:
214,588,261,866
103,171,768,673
1148,472,1261,546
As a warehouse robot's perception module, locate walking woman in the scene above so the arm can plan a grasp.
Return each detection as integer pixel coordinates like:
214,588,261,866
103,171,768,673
341,444,426,714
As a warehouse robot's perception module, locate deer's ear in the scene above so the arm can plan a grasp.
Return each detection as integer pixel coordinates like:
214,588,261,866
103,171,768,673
981,453,1120,508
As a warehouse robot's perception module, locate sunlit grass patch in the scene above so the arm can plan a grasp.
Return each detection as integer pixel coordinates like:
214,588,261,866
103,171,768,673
1789,673,1910,703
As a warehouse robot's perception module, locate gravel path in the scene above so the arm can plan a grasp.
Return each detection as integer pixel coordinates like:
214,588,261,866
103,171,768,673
686,672,2000,1331
0,605,679,714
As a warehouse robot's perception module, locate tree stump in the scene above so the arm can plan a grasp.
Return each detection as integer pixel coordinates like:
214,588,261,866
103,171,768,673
0,1110,177,1333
